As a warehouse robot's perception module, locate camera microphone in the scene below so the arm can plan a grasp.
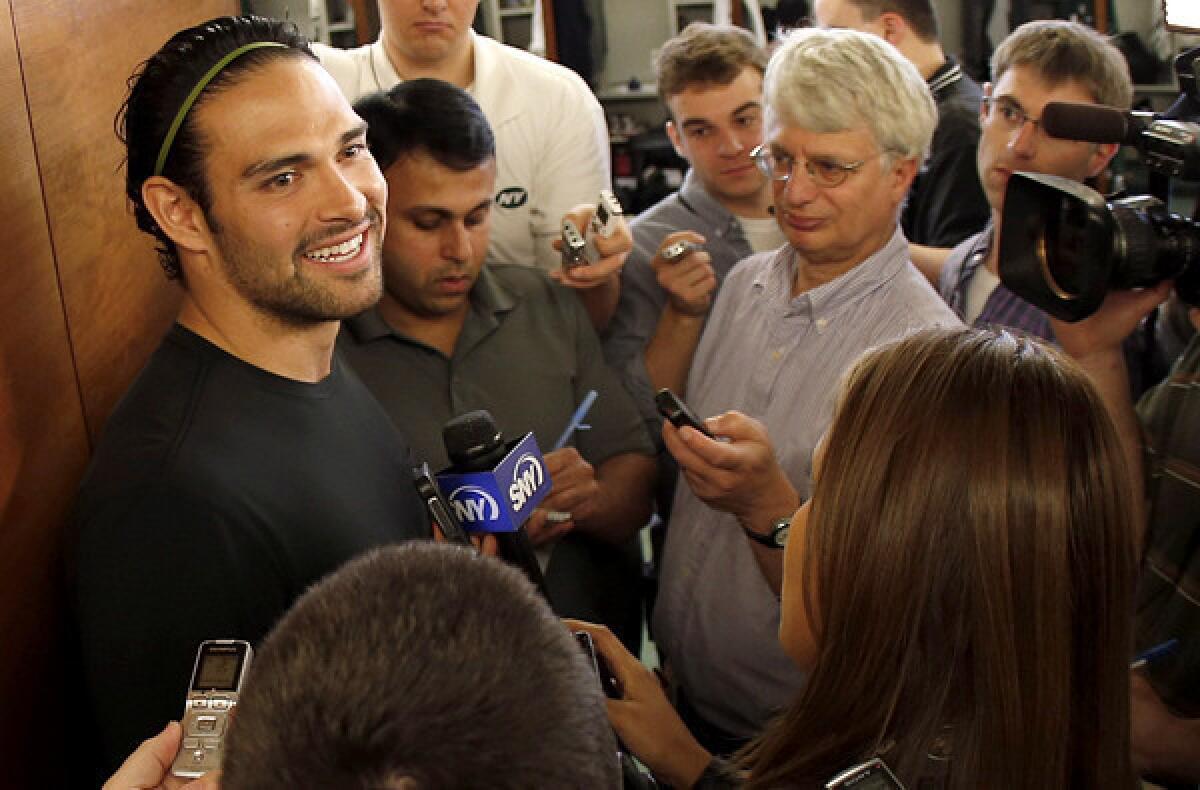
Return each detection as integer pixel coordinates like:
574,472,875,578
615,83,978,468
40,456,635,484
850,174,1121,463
439,410,552,599
1041,101,1153,146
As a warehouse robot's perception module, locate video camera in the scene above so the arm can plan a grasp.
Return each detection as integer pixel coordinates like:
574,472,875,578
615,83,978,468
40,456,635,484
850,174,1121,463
998,45,1200,321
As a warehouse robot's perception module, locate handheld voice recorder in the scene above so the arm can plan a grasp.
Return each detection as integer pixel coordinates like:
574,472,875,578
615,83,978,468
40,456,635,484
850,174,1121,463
170,639,253,778
661,239,702,263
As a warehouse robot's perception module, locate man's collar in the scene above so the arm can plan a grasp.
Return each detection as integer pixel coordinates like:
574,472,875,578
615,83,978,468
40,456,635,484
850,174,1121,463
753,227,911,318
926,56,963,97
677,170,747,239
344,266,516,345
466,32,520,126
469,264,517,316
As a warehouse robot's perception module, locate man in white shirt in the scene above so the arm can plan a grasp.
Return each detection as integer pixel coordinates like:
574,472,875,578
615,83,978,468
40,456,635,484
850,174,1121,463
314,0,611,278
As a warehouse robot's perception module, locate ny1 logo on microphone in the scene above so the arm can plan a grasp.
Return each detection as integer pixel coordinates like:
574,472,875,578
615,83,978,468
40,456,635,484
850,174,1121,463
448,485,501,524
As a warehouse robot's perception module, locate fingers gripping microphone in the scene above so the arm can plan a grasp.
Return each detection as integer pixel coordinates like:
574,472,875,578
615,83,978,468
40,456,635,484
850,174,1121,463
439,410,552,599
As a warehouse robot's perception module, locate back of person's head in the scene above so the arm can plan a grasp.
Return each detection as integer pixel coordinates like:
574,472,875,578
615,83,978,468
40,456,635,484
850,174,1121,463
992,19,1133,110
744,328,1137,788
764,27,936,163
354,78,495,174
220,543,620,790
836,0,939,41
118,15,313,281
774,0,811,31
654,23,768,106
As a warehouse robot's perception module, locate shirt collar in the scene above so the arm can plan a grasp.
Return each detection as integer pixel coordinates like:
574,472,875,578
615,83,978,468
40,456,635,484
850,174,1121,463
370,32,499,118
678,169,748,242
752,226,912,320
956,220,995,281
926,56,963,98
465,32,518,126
343,266,517,345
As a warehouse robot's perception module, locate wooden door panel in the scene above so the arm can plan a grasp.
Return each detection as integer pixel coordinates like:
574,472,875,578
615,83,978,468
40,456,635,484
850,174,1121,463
14,0,236,440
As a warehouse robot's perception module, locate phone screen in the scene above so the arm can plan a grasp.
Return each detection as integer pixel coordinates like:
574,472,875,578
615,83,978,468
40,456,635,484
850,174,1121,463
191,643,248,691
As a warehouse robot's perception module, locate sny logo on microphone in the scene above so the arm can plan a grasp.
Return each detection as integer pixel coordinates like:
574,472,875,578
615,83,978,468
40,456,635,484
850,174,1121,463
449,485,501,524
509,453,545,511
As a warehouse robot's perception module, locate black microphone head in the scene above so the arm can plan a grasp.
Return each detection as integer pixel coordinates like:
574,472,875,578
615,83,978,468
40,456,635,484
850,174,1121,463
1041,101,1134,145
443,410,506,471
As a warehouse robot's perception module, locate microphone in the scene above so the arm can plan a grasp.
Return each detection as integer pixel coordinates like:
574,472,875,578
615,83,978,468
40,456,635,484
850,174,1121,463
439,410,552,598
1041,101,1154,146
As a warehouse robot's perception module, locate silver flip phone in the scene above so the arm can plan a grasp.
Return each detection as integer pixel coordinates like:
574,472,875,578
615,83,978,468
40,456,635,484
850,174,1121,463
170,639,253,778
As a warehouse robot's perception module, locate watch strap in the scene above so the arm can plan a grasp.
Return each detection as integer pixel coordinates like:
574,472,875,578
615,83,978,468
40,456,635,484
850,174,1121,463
742,516,789,549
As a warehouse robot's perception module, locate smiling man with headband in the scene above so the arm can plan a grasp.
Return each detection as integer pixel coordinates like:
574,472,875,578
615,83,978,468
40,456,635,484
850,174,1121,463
70,15,429,779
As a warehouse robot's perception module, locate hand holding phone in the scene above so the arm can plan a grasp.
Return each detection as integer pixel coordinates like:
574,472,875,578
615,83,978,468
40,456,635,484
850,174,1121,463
560,191,625,271
655,388,714,438
575,630,623,699
170,640,253,779
661,239,702,263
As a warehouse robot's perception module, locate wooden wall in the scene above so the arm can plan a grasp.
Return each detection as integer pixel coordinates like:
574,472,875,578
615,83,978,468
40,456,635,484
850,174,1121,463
0,1,235,784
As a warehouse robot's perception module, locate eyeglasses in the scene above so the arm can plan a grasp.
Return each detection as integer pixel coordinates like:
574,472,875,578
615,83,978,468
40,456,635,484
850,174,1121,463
983,96,1042,135
750,144,873,189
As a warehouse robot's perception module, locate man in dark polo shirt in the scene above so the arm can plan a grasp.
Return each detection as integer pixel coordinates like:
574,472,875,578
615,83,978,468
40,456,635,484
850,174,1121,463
339,79,656,649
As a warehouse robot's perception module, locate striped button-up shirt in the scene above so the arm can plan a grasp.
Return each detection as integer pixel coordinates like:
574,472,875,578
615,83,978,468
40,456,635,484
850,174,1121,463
653,228,961,736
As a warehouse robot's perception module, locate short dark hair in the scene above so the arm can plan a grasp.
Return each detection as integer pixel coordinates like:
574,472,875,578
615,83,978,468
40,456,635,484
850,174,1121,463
117,15,313,280
220,543,620,790
845,0,939,41
354,79,496,174
992,19,1133,110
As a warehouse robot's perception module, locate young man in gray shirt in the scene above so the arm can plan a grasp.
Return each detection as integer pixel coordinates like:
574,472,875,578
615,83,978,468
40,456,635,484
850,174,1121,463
603,24,782,437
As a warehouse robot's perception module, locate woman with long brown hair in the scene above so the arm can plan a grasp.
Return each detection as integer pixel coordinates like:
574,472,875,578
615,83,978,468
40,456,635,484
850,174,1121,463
575,327,1138,788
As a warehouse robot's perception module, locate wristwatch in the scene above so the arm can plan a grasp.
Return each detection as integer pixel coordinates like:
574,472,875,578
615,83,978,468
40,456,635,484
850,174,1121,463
743,516,790,549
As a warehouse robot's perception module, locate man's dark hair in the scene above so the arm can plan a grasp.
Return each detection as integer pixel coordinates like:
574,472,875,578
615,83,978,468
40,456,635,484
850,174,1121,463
220,543,620,790
846,0,939,41
354,78,496,174
117,15,314,281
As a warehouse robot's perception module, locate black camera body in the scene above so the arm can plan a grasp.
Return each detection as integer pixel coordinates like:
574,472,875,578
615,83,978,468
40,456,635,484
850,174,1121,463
999,46,1200,321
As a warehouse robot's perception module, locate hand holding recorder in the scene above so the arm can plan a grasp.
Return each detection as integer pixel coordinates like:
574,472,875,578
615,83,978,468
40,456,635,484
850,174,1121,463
660,405,798,528
566,619,713,789
104,721,219,790
552,191,632,289
653,231,716,317
169,640,252,780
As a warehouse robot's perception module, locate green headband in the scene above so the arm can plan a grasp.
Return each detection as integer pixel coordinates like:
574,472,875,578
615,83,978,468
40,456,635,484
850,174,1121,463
153,41,288,177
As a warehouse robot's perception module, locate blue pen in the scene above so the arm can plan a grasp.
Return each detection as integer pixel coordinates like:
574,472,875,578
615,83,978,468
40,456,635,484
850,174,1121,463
1130,638,1179,670
553,389,598,451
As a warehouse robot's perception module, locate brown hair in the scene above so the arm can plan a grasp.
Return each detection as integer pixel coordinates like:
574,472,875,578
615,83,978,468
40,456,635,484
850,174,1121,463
743,328,1137,788
654,22,767,107
838,0,939,41
992,19,1133,109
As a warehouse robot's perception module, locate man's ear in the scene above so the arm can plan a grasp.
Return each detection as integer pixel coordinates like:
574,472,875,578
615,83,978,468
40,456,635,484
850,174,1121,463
877,12,906,47
888,155,920,202
665,120,688,161
1087,142,1120,179
140,176,215,256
